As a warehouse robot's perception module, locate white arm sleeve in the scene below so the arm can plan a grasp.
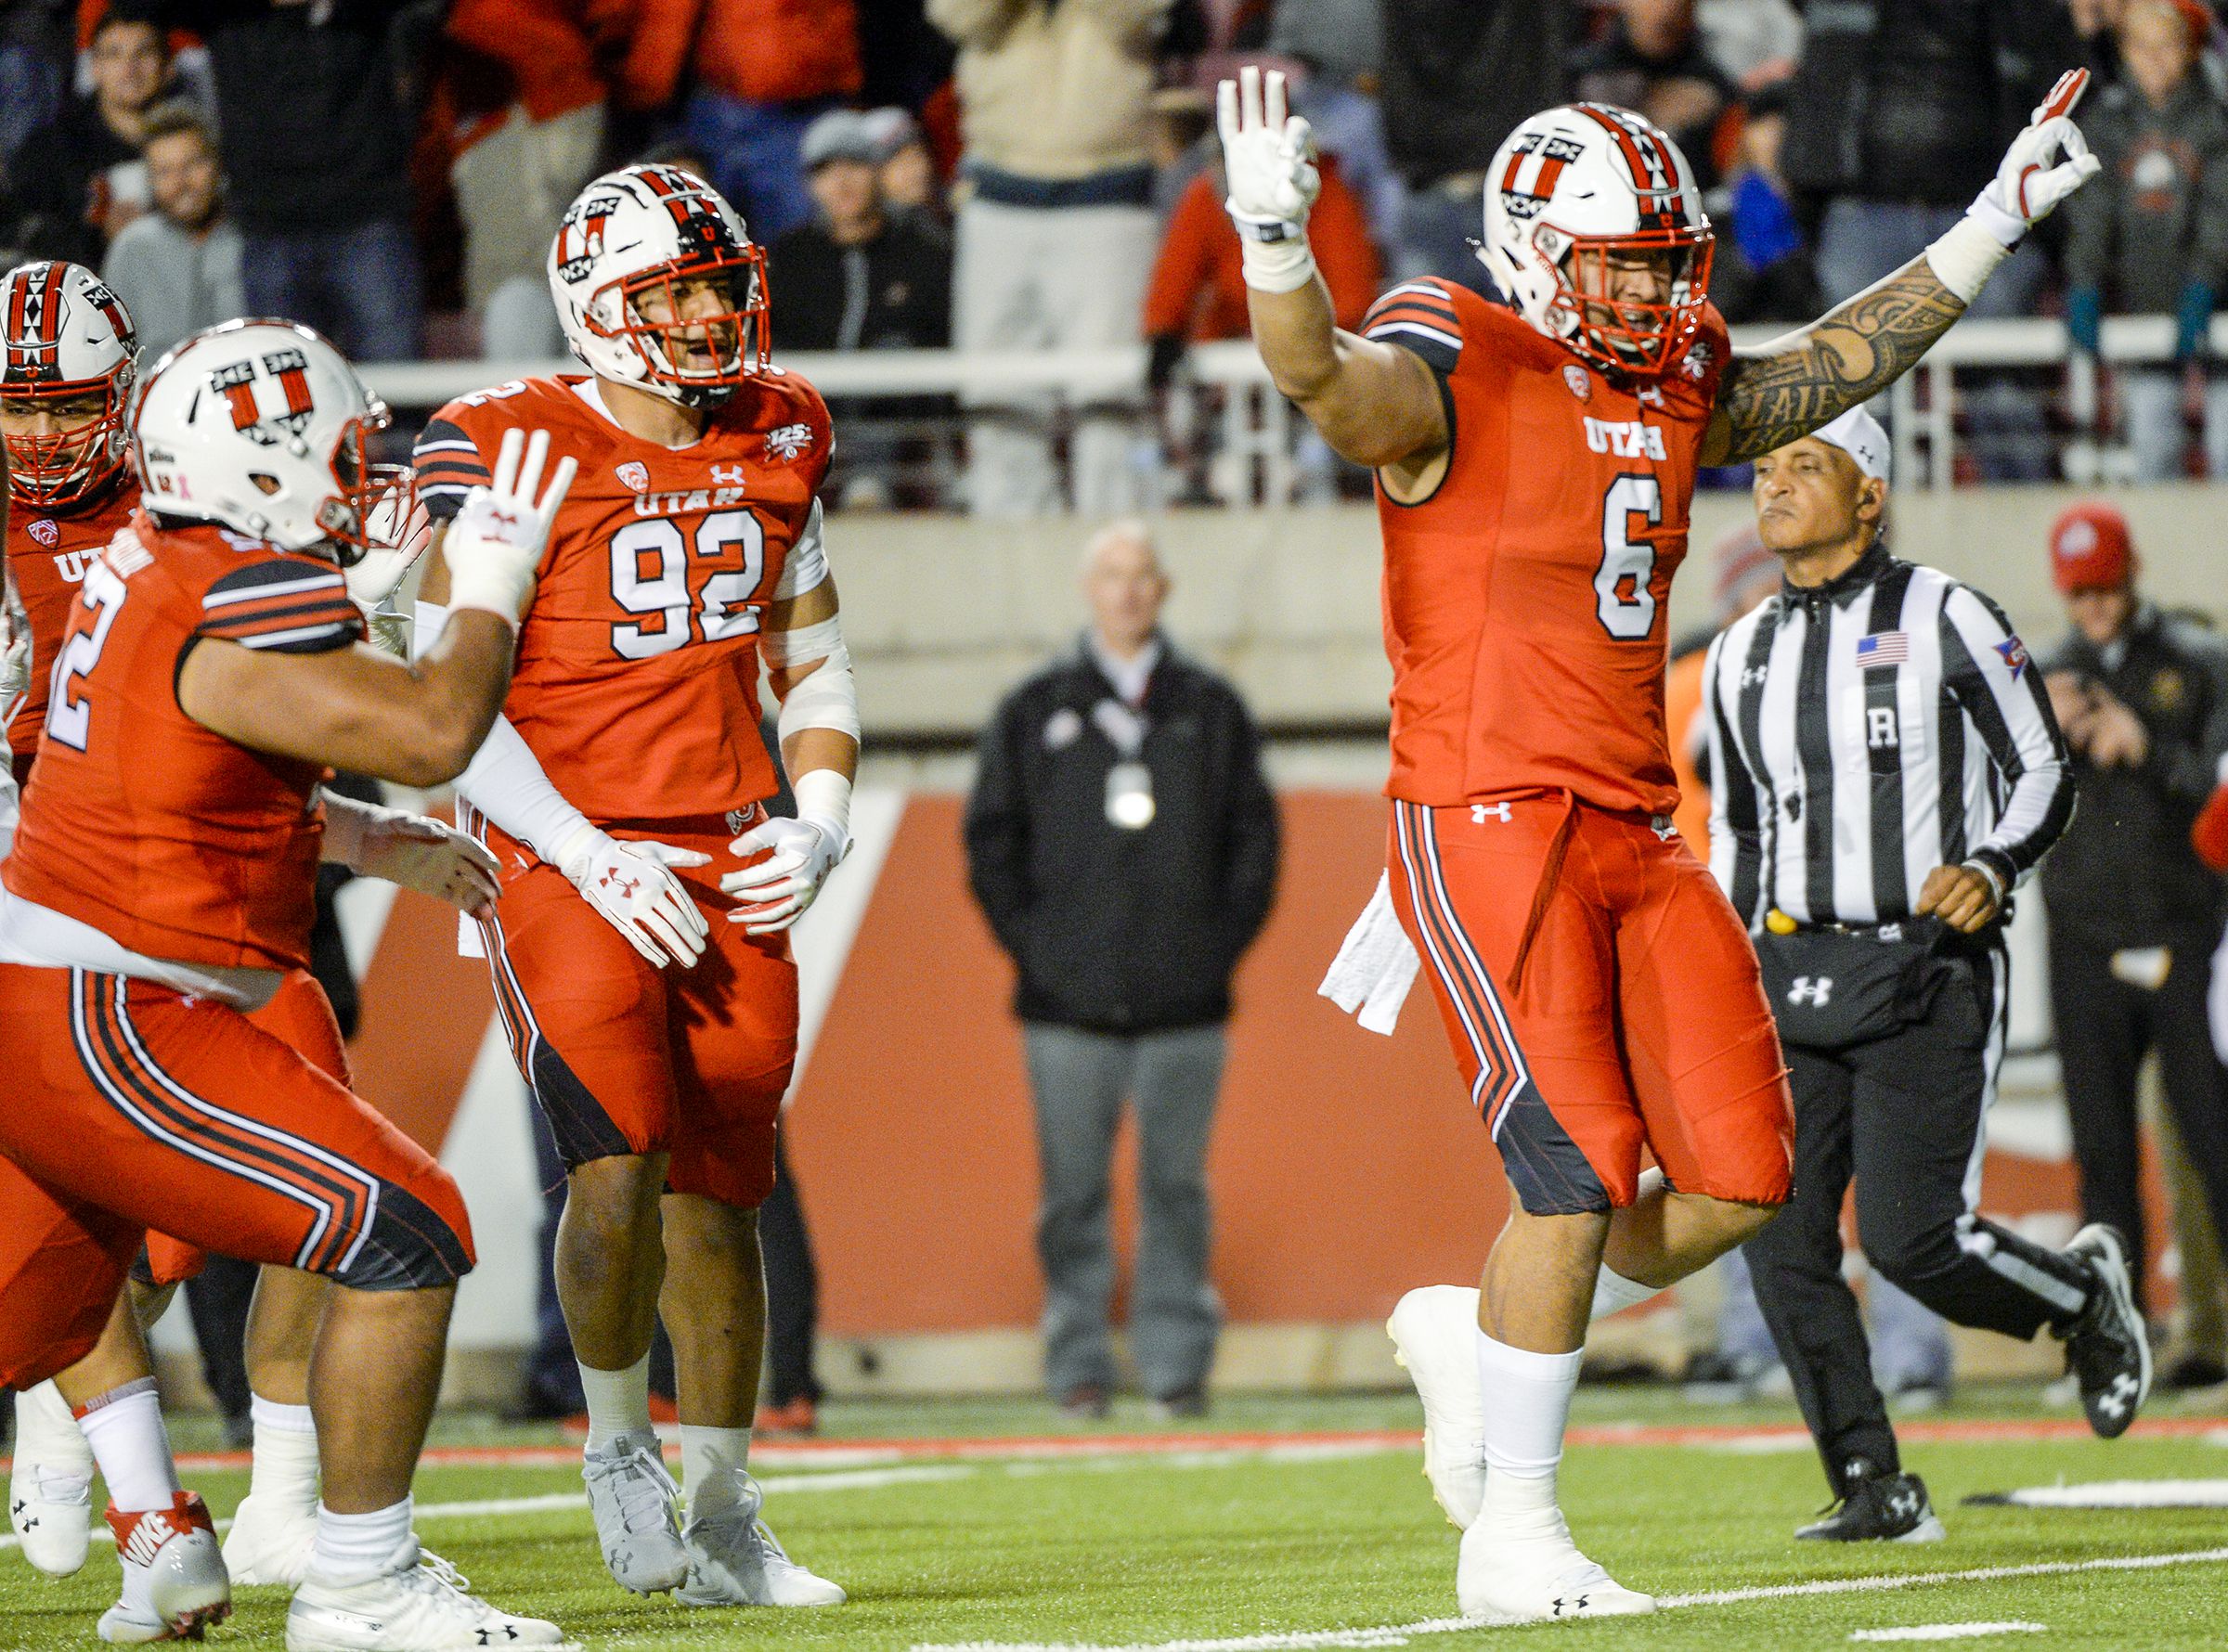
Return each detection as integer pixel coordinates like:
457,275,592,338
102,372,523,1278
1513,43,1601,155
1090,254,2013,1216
413,600,595,860
772,498,829,600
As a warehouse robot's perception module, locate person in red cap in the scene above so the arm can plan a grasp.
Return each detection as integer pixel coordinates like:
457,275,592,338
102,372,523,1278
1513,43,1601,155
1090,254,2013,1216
2040,498,2228,1375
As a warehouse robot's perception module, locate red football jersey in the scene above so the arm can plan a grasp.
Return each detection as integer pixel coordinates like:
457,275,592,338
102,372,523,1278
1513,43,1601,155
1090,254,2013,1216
5,482,136,774
3,516,364,972
414,373,832,827
1361,279,1730,816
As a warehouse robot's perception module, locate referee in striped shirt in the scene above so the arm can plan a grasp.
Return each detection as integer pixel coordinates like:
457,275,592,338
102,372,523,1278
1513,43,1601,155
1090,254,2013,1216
1703,408,2150,1542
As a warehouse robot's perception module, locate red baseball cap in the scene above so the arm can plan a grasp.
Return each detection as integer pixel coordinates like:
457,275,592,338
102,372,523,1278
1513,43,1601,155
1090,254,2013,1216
2048,501,2135,593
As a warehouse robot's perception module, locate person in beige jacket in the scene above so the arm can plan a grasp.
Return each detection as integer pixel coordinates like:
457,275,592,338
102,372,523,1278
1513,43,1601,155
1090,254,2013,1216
929,0,1172,516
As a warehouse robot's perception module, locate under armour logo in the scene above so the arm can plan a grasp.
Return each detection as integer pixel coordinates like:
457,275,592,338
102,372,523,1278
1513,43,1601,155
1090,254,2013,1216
1552,1594,1589,1616
1741,665,1768,688
710,464,749,486
598,869,641,900
1471,803,1512,824
1788,976,1833,1007
2098,1373,2138,1419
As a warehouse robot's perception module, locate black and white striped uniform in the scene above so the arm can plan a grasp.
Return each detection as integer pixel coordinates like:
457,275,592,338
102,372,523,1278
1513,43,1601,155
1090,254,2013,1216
1703,539,2093,1495
1703,542,2074,934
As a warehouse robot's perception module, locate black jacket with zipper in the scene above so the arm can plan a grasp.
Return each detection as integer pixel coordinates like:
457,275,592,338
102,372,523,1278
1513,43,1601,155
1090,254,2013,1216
965,636,1279,1034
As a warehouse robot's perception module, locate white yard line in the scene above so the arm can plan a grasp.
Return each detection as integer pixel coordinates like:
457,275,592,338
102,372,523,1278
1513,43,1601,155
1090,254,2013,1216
914,1547,2228,1652
1848,1626,2046,1643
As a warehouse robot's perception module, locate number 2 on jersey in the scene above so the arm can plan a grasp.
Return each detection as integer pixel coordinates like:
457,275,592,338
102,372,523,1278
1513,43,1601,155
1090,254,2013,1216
1594,473,1663,641
45,564,126,753
608,509,765,660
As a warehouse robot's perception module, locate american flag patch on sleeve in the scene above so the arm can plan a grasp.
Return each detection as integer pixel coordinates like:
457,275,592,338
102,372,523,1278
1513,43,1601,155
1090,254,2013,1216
1855,631,1909,666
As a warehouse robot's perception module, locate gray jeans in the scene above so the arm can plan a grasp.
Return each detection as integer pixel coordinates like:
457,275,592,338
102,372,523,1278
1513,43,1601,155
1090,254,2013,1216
1022,1022,1226,1398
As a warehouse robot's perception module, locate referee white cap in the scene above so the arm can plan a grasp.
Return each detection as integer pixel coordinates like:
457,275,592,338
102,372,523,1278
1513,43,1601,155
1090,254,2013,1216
1810,406,1889,484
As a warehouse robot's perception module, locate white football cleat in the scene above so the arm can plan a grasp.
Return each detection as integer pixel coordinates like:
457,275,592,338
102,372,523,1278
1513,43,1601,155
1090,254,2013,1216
1456,1501,1653,1624
678,1468,845,1607
581,1430,690,1594
285,1540,565,1650
223,1489,318,1587
97,1492,232,1644
1387,1284,1488,1529
10,1381,95,1576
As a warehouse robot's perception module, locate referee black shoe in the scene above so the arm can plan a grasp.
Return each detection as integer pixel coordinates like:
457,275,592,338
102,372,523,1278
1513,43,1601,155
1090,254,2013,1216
2060,1224,2151,1439
1796,1459,1945,1543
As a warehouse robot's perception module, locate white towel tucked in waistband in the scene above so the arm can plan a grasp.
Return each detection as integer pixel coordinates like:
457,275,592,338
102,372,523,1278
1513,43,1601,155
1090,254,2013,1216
1317,871,1421,1036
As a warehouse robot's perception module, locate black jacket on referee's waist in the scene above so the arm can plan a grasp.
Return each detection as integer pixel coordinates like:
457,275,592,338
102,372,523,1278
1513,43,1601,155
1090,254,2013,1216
2039,605,2228,951
965,637,1280,1034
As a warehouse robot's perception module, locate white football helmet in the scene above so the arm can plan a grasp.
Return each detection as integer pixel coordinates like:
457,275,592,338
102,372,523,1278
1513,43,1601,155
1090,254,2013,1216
0,260,138,510
1480,104,1716,380
132,319,391,559
548,163,770,407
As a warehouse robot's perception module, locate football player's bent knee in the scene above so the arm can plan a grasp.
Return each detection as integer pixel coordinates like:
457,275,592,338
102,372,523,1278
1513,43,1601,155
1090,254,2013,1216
324,1176,476,1291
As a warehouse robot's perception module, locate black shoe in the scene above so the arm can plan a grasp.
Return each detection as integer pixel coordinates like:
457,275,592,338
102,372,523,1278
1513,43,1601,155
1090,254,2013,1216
1148,1386,1208,1421
2060,1224,2151,1439
2160,1351,2228,1392
1056,1383,1111,1421
1796,1459,1946,1542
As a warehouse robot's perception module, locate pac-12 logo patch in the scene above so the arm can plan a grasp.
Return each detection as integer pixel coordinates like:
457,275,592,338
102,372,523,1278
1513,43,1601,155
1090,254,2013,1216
766,422,813,461
1995,636,2029,679
1563,365,1591,402
28,518,58,548
615,460,650,493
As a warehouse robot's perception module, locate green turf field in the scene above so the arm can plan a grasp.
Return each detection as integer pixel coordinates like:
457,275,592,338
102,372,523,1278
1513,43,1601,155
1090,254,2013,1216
6,1386,2228,1648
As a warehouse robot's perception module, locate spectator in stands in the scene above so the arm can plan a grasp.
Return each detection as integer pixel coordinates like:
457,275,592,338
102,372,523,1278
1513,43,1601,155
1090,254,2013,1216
1572,0,1735,190
4,13,173,267
773,110,952,352
1380,0,1573,293
861,105,943,218
626,0,865,246
0,1,74,161
929,0,1171,517
99,101,242,363
965,521,1279,1419
2064,0,2228,481
1143,142,1377,392
1269,0,1402,248
441,0,629,361
1706,80,1820,323
120,0,424,363
2040,501,2228,1312
1695,0,1803,88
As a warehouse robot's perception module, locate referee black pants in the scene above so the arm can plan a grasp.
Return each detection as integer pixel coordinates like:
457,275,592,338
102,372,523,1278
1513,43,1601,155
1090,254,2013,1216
2049,928,2228,1296
1744,947,2093,1491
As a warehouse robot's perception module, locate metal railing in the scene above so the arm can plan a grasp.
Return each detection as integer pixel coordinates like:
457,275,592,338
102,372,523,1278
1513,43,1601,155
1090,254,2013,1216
361,317,2216,507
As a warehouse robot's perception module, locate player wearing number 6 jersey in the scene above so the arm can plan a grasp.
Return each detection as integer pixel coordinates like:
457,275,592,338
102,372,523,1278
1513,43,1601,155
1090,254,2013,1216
1223,62,2103,1622
412,163,852,1612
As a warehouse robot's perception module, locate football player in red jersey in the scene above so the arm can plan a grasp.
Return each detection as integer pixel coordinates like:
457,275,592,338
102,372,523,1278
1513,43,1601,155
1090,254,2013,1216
1223,65,2128,1620
0,265,443,1599
0,317,576,1649
411,164,853,1609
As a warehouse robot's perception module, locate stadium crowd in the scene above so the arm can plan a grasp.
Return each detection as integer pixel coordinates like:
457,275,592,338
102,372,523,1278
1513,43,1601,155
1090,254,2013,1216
6,1,2228,499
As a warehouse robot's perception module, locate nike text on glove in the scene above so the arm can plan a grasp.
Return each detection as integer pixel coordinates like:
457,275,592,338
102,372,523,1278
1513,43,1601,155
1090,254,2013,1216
443,426,578,628
349,807,503,919
551,823,712,970
1217,64,1322,294
720,816,846,936
1928,68,2102,304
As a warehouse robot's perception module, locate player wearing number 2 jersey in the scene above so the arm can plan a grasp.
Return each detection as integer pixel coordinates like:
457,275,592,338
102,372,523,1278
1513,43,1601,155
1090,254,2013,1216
1223,64,2103,1622
413,163,853,1613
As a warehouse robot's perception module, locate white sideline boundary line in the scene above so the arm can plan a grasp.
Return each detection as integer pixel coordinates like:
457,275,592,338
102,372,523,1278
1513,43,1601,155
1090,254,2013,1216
913,1547,2228,1651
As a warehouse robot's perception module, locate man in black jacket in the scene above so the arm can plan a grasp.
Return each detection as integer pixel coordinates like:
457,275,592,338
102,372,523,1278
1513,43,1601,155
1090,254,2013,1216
3,13,173,268
2040,500,2228,1305
965,522,1278,1418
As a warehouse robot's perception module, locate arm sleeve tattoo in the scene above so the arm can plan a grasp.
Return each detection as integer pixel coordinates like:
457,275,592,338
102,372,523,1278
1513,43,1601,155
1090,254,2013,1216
1709,259,1968,464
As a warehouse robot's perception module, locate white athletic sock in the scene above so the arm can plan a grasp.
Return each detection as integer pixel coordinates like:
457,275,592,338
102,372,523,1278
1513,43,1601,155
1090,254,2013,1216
578,1354,654,1452
1473,1333,1582,1519
680,1425,753,1514
72,1379,178,1515
247,1393,320,1508
311,1497,414,1584
1587,1265,1664,1323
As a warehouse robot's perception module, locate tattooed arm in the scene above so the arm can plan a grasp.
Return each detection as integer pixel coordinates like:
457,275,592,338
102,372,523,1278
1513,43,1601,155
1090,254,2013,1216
1698,258,1966,466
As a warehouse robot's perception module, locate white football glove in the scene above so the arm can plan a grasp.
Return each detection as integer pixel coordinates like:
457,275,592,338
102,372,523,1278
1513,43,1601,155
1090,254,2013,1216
1982,68,2103,233
551,822,711,969
443,427,577,627
328,800,502,918
720,816,846,935
1217,65,1321,293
